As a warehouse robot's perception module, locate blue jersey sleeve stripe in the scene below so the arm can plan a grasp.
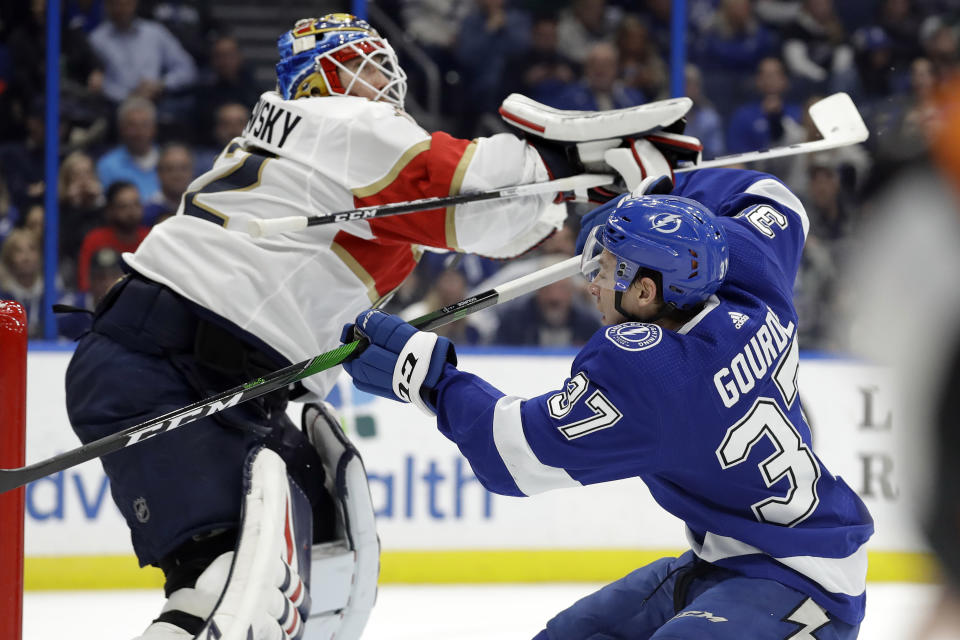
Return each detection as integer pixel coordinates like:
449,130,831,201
744,178,810,238
492,396,583,496
687,528,867,597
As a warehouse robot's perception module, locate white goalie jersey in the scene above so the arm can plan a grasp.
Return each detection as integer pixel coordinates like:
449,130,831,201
125,91,565,398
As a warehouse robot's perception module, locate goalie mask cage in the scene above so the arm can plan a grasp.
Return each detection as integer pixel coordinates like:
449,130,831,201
0,301,26,640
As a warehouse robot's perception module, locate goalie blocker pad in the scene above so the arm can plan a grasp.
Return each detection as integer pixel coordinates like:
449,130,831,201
499,93,692,142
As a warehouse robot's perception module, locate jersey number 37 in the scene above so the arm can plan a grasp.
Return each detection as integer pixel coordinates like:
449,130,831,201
715,348,821,528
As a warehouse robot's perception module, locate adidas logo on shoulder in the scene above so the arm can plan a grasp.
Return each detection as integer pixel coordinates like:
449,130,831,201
728,312,749,329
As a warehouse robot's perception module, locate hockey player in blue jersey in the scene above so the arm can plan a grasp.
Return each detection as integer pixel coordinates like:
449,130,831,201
339,167,874,639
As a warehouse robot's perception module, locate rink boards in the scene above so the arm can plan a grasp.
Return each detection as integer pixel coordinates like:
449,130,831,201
20,347,933,589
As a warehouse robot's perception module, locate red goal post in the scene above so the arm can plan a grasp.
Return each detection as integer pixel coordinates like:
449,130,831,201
0,300,26,640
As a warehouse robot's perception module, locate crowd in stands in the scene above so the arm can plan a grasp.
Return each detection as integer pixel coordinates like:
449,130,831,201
0,0,952,351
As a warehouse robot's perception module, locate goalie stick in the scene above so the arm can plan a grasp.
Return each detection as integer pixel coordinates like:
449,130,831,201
243,92,868,238
0,256,582,494
677,92,868,171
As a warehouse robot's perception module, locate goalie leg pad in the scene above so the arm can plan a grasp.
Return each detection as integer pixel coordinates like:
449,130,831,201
135,446,314,640
499,93,693,142
300,402,380,640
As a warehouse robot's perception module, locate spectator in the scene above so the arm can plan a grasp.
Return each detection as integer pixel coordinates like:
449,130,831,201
693,0,779,73
140,0,220,67
556,0,621,64
494,268,600,347
20,200,44,240
616,14,667,100
143,143,193,226
193,102,250,174
455,0,531,131
0,104,45,210
6,0,106,146
401,0,472,58
56,247,124,339
852,26,898,105
191,35,261,145
637,0,677,60
552,41,646,111
726,57,803,156
683,64,726,159
88,0,197,106
805,161,854,244
502,15,578,106
792,161,854,350
871,56,939,162
402,268,482,346
692,0,779,116
58,151,105,286
781,0,857,94
877,0,923,70
0,174,20,246
921,16,960,80
0,228,45,338
96,96,161,200
76,181,149,291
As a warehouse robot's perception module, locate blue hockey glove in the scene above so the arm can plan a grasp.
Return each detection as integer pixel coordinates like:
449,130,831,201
574,175,674,254
340,310,457,415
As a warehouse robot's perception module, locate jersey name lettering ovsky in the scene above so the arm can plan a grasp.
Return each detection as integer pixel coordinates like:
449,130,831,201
245,98,303,148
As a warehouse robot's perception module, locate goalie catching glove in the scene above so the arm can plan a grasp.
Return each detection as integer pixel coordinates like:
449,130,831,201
341,310,456,415
499,93,702,198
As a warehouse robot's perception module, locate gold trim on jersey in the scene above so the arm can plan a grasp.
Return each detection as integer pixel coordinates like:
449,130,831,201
444,140,477,251
185,152,273,226
331,240,380,303
351,139,431,199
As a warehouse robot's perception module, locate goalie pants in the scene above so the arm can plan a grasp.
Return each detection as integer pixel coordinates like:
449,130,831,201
65,273,329,568
533,551,860,640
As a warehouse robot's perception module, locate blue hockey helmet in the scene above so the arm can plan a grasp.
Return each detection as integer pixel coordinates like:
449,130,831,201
276,14,407,107
581,194,728,311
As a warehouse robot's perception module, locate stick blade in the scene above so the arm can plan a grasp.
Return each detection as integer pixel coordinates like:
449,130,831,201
809,93,869,144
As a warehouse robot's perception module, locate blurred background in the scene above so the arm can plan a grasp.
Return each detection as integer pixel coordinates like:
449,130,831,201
6,0,960,637
0,0,950,349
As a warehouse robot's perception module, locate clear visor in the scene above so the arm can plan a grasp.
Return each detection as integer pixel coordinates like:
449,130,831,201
580,226,636,291
327,40,407,108
580,226,604,283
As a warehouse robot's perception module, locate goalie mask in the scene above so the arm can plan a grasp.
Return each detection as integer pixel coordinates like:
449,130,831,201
581,194,728,311
276,13,407,108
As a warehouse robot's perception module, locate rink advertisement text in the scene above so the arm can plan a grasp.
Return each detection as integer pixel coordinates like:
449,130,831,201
22,351,918,557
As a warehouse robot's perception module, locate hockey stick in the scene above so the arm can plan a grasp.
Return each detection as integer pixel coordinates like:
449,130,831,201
242,173,614,238
0,256,581,494
677,92,868,172
243,94,866,238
